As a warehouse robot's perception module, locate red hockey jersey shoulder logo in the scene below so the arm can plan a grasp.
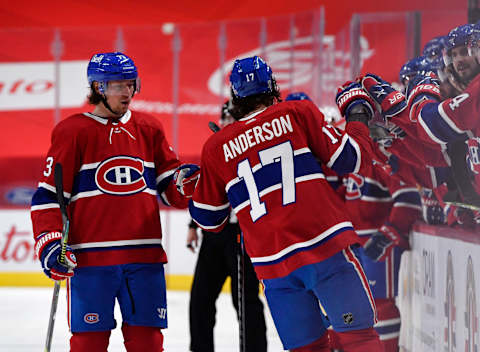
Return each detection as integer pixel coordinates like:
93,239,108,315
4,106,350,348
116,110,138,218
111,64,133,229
345,174,364,200
95,156,147,195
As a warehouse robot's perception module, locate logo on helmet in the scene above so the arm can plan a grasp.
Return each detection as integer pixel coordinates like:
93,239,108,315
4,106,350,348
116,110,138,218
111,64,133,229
90,54,104,64
95,156,147,195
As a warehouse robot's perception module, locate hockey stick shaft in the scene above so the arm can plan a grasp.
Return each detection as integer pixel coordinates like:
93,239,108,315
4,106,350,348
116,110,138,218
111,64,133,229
208,120,246,351
237,232,246,352
44,163,70,352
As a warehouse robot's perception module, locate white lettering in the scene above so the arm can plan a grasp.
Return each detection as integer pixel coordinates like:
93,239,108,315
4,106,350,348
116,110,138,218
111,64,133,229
223,117,294,162
271,119,282,137
252,126,265,144
245,129,255,148
223,144,234,162
280,115,293,134
262,122,274,140
238,134,249,152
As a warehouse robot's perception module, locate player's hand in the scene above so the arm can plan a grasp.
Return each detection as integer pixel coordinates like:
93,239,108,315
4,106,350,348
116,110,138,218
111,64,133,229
421,189,446,225
35,231,77,281
363,224,407,262
405,71,442,107
361,73,406,120
173,164,200,198
186,228,199,253
335,80,376,123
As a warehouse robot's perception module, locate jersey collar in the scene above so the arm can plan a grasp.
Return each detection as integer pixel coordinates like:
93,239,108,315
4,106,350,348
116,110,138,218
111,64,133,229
238,107,267,122
83,110,132,125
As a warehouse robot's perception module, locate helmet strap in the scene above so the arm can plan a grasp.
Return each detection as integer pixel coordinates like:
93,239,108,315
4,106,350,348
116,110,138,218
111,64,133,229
101,94,121,117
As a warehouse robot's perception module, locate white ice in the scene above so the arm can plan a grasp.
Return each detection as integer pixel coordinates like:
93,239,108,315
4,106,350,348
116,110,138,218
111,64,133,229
0,287,284,351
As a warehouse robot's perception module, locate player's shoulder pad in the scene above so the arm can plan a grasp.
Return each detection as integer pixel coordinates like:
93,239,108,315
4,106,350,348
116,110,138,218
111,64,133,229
52,113,89,137
129,110,165,129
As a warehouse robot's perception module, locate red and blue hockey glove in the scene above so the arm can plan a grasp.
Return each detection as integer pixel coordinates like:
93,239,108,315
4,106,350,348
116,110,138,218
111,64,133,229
173,164,200,198
361,74,407,120
335,81,376,122
363,224,408,262
35,231,77,281
421,189,446,225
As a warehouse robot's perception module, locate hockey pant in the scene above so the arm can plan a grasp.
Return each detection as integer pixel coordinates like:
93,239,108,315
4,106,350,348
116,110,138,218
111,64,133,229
263,246,383,351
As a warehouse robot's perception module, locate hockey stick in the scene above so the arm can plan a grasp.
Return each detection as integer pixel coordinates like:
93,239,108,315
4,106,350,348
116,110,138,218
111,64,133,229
237,232,246,352
208,121,221,133
208,120,246,351
44,163,70,352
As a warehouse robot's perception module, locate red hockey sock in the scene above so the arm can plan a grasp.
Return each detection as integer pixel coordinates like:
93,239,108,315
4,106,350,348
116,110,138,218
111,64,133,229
375,298,401,352
336,327,383,352
70,331,110,352
328,329,343,349
290,333,330,352
121,323,164,352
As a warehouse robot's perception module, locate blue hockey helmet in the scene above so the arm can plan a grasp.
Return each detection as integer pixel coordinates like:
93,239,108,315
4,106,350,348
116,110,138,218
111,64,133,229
285,92,311,101
399,56,429,84
87,52,140,94
468,21,480,58
443,24,474,66
229,56,273,98
422,36,447,62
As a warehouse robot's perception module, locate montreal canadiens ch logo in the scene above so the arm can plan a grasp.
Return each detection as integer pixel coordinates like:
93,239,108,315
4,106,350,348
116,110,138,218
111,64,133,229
95,156,147,195
345,174,364,200
84,313,99,324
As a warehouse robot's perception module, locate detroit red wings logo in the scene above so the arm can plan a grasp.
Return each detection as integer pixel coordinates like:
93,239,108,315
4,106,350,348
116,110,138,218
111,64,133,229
95,156,147,195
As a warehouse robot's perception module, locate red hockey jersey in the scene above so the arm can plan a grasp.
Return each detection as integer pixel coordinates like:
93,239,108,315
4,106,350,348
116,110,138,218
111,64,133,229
190,100,373,280
339,159,421,244
31,110,186,267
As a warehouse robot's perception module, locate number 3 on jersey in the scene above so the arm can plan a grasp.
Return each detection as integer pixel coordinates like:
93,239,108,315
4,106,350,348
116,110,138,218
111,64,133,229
237,141,296,222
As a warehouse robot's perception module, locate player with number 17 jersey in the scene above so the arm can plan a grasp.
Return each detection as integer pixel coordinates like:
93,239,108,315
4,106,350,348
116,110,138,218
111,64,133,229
190,99,372,280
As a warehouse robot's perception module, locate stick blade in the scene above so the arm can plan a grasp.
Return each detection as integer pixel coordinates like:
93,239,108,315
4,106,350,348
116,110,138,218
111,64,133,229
208,121,221,133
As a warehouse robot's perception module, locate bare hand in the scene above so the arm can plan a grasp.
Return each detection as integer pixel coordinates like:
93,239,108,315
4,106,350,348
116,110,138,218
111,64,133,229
186,228,199,253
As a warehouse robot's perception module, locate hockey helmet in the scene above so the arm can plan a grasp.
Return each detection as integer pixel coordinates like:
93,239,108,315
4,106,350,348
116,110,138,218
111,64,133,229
285,92,311,101
87,52,140,94
229,56,273,98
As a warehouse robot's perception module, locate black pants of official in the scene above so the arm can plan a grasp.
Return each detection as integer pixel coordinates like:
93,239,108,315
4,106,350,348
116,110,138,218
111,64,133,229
189,223,267,352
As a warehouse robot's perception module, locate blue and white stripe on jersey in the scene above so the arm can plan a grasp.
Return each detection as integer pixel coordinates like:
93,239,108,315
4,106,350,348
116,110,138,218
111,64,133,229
391,188,422,211
189,200,230,231
250,221,354,267
418,102,470,144
156,168,177,206
30,182,71,211
346,176,391,202
327,134,362,175
225,148,325,213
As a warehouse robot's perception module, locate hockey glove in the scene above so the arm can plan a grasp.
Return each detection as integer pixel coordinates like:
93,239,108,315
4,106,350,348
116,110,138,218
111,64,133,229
361,74,407,120
335,81,376,123
363,224,407,262
35,231,77,281
173,164,200,198
421,189,446,225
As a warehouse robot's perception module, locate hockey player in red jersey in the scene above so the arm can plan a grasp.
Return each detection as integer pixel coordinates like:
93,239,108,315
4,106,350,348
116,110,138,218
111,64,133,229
189,56,383,352
30,52,198,352
335,81,422,351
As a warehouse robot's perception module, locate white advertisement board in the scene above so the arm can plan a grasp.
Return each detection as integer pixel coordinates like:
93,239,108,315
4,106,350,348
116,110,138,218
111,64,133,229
0,209,197,284
401,226,480,352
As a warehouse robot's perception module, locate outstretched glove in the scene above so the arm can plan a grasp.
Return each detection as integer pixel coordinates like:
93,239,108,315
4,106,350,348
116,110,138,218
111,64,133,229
35,231,77,281
335,80,376,123
363,224,408,262
173,164,200,198
361,73,407,120
405,72,442,123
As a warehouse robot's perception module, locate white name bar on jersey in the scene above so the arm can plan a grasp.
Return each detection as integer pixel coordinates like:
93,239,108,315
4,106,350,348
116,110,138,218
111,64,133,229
223,115,293,162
